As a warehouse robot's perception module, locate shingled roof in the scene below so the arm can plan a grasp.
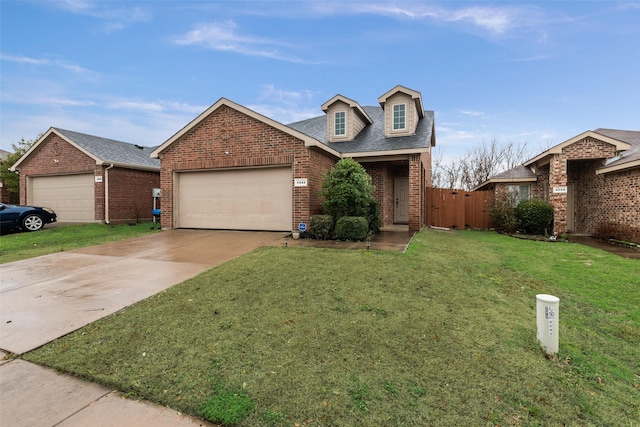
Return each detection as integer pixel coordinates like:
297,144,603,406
593,128,640,173
287,106,435,156
473,127,640,190
12,127,160,171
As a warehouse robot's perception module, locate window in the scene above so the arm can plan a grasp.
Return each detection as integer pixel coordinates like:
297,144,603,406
393,104,406,130
334,111,346,136
507,184,530,205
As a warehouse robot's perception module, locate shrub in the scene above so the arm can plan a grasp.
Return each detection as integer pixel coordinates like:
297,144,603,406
310,215,334,240
322,158,376,220
515,199,554,235
489,191,518,233
334,216,369,241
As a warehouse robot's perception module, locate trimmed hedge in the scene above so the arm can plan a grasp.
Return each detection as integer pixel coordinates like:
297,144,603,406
515,199,554,235
334,216,369,241
310,215,334,240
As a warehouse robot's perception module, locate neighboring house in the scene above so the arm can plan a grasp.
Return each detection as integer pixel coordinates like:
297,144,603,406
10,128,160,223
0,148,12,203
151,85,435,232
475,128,640,242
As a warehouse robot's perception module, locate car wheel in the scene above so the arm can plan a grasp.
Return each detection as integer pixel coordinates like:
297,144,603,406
21,214,44,231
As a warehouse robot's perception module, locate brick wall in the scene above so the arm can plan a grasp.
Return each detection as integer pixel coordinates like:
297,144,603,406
107,167,160,223
17,133,160,223
17,133,99,219
158,105,334,230
548,137,618,235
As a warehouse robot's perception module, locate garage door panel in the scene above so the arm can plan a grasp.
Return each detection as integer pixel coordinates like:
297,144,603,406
177,167,292,231
29,175,95,222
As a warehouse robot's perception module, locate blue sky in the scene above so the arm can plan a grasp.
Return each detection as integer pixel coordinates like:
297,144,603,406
1,1,639,163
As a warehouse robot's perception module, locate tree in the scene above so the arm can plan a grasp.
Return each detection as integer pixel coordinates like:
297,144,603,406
0,135,41,203
432,139,531,190
321,158,376,220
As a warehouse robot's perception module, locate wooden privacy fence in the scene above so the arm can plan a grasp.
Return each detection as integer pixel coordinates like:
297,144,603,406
426,188,493,229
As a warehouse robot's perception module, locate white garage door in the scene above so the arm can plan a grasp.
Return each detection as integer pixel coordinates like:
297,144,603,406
177,167,292,231
28,174,95,222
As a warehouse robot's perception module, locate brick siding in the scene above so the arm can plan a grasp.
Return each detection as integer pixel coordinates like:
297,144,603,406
499,136,639,242
107,167,160,223
158,105,337,231
16,133,159,223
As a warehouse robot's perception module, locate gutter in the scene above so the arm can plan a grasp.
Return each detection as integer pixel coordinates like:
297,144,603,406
104,163,114,224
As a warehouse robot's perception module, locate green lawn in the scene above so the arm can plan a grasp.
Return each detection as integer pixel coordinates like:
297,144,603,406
23,229,640,426
0,222,158,264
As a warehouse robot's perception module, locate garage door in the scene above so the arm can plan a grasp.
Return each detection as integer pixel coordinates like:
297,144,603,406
28,174,95,222
177,167,292,231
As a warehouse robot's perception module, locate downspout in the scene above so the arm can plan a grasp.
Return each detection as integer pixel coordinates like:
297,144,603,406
104,164,114,224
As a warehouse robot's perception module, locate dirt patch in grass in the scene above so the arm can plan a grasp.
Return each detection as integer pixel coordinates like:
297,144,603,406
24,229,640,426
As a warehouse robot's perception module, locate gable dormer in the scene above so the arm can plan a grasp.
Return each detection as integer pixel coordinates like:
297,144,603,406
378,85,424,138
321,95,373,142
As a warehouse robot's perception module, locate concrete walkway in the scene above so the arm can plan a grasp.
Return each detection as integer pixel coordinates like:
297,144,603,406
1,229,287,427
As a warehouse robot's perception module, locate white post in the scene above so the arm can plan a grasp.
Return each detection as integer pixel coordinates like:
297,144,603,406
536,294,559,355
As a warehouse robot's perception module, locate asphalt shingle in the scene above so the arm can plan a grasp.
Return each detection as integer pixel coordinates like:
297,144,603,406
54,128,160,169
288,106,434,154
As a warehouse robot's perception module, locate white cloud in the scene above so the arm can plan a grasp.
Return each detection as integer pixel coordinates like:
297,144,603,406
54,0,152,31
171,20,315,63
315,2,544,36
0,54,97,75
460,110,485,117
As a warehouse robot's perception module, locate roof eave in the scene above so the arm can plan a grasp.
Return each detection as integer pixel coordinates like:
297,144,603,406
151,98,322,159
472,177,537,192
10,127,103,171
346,147,430,159
596,160,640,175
524,130,632,166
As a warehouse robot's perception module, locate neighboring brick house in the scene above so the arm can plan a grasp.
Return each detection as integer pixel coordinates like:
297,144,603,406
475,128,640,242
10,128,160,223
151,85,435,232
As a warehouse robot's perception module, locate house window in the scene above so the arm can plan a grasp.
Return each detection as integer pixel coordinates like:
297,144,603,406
334,111,346,136
507,184,530,205
393,104,406,130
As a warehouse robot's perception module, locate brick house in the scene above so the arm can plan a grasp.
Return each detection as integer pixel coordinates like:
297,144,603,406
10,128,160,223
150,85,435,233
475,128,640,242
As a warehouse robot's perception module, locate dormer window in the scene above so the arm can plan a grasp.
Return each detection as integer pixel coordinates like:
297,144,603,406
393,104,406,130
334,111,346,136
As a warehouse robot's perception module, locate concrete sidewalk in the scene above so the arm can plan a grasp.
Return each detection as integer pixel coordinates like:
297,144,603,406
1,230,287,427
0,358,210,427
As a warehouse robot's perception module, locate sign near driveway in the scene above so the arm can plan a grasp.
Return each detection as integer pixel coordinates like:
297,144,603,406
0,230,285,354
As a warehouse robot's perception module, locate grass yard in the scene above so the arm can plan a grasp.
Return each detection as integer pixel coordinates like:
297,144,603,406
24,229,639,426
0,222,158,264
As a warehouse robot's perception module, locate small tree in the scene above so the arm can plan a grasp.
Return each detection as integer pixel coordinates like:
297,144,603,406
0,136,40,203
321,158,379,233
322,158,375,218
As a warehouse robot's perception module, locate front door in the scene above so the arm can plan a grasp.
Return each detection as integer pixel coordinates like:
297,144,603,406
394,177,409,223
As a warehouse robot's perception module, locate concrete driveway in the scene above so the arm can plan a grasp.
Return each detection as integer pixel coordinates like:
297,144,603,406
0,229,286,355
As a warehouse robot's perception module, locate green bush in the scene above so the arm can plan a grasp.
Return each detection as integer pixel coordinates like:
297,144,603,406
322,158,376,220
515,199,554,235
310,215,334,240
489,192,518,233
334,216,369,241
